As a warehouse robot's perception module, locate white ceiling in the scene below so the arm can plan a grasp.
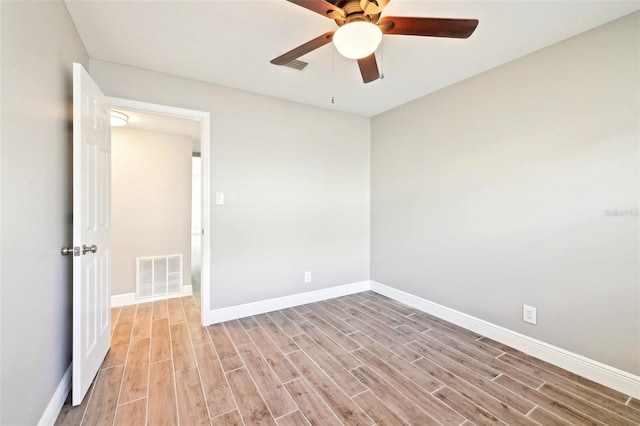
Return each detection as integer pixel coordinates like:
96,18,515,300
65,1,639,117
114,108,202,152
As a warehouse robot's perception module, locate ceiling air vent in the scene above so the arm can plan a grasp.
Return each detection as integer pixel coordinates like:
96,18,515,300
283,59,308,71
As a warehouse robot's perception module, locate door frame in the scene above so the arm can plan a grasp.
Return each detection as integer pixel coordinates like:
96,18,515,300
109,97,211,325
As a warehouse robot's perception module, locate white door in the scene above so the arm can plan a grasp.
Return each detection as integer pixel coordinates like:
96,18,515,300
72,63,111,406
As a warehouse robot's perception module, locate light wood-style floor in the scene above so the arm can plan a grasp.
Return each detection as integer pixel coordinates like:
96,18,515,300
56,291,639,425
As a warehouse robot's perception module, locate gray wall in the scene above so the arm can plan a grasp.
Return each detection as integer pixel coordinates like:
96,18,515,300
371,13,639,374
0,1,89,424
90,59,371,309
111,128,192,296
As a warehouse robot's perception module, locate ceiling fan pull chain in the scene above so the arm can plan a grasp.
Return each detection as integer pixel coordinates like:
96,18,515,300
331,45,336,104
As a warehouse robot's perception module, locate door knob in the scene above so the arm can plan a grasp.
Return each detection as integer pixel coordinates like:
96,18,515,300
61,246,74,256
82,244,98,255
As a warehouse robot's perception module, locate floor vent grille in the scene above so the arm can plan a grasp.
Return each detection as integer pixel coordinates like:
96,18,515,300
136,254,182,299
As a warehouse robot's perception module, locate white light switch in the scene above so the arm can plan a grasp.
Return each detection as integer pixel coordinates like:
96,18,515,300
215,192,224,205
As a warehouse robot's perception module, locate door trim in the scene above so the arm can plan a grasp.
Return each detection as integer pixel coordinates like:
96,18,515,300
108,97,211,325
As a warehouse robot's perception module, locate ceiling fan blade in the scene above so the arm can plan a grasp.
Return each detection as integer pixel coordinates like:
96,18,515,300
378,17,479,38
286,0,346,20
357,53,380,84
271,31,334,66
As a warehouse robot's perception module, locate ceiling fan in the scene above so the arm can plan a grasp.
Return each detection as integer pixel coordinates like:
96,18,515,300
270,0,479,83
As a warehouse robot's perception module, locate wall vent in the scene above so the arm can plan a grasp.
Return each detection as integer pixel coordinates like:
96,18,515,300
283,59,308,71
136,254,182,299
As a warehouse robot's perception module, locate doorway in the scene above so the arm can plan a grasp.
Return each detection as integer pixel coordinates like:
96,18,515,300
109,97,211,325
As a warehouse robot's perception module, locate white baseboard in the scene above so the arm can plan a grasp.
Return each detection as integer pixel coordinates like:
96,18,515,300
111,285,193,308
206,281,371,324
370,281,640,399
38,364,71,426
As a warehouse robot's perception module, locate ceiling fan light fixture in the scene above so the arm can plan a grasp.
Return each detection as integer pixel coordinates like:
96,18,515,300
110,110,129,127
333,21,382,59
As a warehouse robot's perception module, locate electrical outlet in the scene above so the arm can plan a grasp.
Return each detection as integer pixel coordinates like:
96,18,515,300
304,271,311,283
523,304,537,325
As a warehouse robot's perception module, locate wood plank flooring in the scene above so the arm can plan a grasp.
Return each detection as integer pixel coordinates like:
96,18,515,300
56,291,640,425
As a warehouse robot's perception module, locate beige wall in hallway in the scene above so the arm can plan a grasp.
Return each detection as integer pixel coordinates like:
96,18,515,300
111,127,192,296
